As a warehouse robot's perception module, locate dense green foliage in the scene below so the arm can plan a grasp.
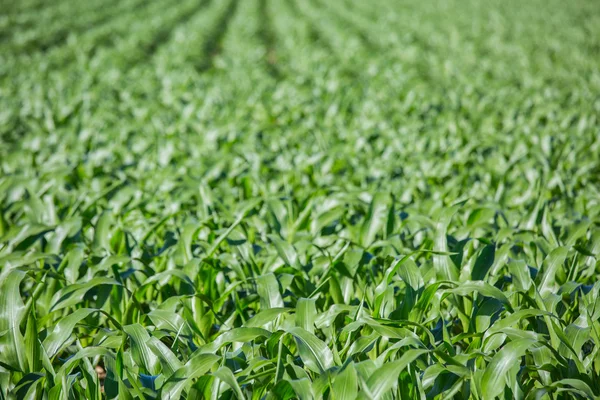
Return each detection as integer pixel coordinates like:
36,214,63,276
1,0,600,398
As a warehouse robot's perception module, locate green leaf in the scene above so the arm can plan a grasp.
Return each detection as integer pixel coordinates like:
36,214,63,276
559,323,590,360
332,363,358,400
508,259,532,292
51,277,122,311
206,201,259,257
552,379,597,399
213,366,245,400
244,307,291,328
364,349,429,398
256,273,284,309
92,211,112,254
296,298,317,334
202,327,271,353
471,244,495,281
481,338,536,399
269,234,300,269
287,327,334,373
537,247,568,296
147,337,183,379
0,269,27,371
447,281,512,311
397,257,423,291
433,205,460,280
25,306,41,373
288,378,313,400
360,193,389,248
43,308,96,358
123,324,160,375
161,353,220,400
148,309,189,334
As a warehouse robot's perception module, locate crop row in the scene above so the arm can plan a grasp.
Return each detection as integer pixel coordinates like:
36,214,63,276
1,0,599,398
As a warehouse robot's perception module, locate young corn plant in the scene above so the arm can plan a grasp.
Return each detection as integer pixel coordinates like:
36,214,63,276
1,0,599,398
